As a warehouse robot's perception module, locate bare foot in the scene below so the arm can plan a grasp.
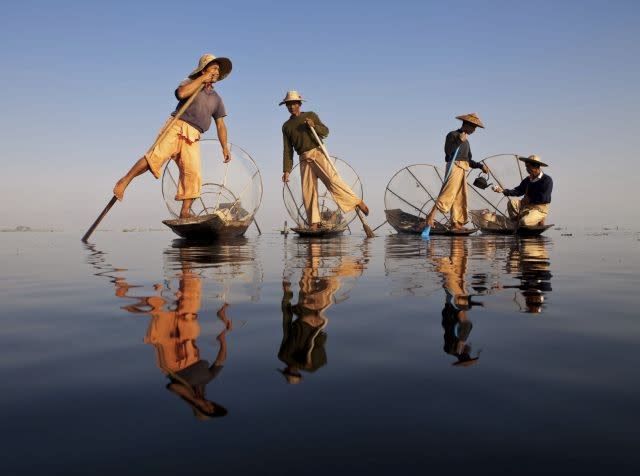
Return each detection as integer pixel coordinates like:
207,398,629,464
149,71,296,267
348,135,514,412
179,213,196,219
425,213,435,227
113,179,127,201
308,223,319,231
357,201,369,216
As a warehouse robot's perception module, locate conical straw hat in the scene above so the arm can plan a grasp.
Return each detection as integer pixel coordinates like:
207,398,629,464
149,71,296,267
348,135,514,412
455,112,485,128
518,154,548,167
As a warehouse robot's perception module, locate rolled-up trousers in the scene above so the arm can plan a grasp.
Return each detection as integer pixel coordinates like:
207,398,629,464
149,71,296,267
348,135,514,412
434,161,470,226
299,147,361,225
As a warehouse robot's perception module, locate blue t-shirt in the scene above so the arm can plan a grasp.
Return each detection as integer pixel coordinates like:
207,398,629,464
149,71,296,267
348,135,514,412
172,79,226,133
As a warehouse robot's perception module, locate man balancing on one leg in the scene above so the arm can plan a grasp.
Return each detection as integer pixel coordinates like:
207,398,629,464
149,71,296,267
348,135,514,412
113,54,232,219
425,113,490,231
280,91,369,231
492,154,553,226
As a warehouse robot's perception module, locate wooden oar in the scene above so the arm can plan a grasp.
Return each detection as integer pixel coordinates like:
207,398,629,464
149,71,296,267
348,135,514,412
307,125,375,238
81,83,205,242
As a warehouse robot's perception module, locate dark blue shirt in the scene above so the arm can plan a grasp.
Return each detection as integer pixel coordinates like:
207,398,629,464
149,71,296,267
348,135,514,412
503,174,553,204
444,129,483,169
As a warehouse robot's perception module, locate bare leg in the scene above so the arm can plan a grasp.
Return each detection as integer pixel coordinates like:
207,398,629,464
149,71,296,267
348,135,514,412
425,205,437,227
180,199,195,219
113,157,150,201
356,200,369,216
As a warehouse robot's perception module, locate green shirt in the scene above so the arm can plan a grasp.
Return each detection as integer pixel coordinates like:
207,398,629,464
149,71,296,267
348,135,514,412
282,111,329,173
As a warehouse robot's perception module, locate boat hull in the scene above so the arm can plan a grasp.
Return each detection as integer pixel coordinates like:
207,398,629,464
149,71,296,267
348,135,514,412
162,214,251,241
385,209,477,236
478,224,553,236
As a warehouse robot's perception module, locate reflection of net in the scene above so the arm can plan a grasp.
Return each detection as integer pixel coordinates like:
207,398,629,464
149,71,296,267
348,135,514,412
282,156,362,228
467,154,527,230
162,140,263,222
164,240,263,303
384,164,451,232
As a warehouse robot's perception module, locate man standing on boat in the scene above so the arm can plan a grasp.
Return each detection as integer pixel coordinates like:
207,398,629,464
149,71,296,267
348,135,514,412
113,54,232,219
425,113,489,230
280,90,370,231
492,154,552,226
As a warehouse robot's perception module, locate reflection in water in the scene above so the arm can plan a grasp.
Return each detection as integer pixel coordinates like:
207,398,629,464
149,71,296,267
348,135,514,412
505,237,553,313
383,234,442,297
432,238,483,366
279,238,368,384
84,238,263,419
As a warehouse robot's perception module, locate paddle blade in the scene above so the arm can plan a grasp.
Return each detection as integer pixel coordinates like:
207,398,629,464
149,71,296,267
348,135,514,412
421,226,431,240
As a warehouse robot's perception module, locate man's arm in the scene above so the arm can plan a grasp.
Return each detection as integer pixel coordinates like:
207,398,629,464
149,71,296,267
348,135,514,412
175,75,212,99
501,178,528,197
282,129,293,182
214,117,231,162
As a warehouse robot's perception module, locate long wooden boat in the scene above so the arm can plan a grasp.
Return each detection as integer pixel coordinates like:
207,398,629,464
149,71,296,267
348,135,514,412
162,214,252,241
385,209,477,236
291,223,348,237
478,223,554,236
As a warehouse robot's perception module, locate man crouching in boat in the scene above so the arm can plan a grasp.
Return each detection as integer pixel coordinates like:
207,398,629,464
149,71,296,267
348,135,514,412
113,54,232,219
280,90,369,231
493,155,553,226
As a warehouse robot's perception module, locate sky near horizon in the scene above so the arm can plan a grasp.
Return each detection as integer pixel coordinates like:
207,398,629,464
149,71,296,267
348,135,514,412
1,0,639,232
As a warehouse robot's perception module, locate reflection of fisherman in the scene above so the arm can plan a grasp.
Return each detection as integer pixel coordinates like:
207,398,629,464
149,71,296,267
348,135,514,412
433,238,482,366
426,113,490,230
493,155,553,226
278,243,365,383
118,264,231,420
280,90,370,231
504,238,552,314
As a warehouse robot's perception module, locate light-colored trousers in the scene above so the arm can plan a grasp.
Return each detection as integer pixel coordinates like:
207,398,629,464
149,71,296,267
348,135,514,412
299,147,361,225
434,161,470,226
145,118,202,201
507,200,549,225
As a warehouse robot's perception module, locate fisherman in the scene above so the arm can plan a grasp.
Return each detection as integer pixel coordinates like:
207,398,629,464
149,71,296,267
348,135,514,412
493,155,553,226
425,113,490,230
280,90,369,231
113,54,232,219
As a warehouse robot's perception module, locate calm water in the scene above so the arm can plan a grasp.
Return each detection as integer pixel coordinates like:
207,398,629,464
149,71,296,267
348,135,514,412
1,228,639,475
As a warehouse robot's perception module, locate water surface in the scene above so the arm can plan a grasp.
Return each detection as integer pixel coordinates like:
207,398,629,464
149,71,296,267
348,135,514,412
1,229,639,475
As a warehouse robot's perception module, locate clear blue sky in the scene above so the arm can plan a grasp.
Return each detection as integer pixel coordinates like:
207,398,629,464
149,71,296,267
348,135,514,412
1,0,638,230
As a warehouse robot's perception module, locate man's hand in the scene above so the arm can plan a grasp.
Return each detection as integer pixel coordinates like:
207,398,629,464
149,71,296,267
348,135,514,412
459,132,468,142
492,185,504,193
282,172,290,182
222,145,231,163
482,164,490,174
305,118,316,129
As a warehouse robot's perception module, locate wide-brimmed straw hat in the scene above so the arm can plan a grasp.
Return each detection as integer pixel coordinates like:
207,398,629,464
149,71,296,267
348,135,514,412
455,112,485,129
279,90,305,106
518,154,548,167
188,53,232,81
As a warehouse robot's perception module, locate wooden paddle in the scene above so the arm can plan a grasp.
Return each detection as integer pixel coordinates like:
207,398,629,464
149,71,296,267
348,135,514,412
307,125,375,238
81,83,205,242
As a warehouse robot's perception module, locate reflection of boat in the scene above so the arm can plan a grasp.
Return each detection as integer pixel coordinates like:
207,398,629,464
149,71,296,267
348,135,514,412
385,209,477,236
